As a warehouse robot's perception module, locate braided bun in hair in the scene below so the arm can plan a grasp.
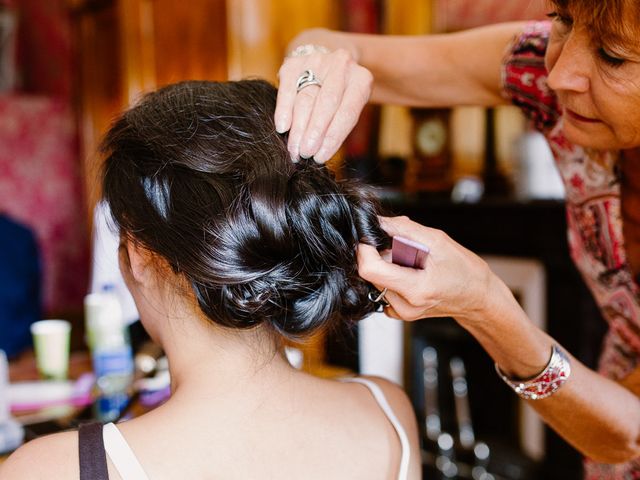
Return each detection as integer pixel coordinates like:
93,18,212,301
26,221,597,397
101,79,389,338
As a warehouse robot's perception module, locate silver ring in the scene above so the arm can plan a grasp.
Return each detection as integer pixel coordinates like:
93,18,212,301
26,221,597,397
296,69,322,93
368,288,389,311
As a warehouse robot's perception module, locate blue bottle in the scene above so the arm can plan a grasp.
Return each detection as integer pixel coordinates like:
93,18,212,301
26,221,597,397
84,285,134,422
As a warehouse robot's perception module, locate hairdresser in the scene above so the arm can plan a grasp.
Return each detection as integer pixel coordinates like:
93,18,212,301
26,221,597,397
276,1,640,476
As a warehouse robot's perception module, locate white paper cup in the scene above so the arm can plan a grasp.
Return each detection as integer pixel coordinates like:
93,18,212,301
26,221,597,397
30,320,71,380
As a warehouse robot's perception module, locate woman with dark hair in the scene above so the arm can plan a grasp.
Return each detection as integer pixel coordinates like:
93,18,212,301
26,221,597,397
0,80,421,479
277,0,640,477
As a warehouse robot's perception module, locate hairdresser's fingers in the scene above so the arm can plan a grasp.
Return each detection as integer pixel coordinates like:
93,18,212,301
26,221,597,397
360,242,459,321
376,216,498,322
275,58,299,135
297,62,346,159
277,53,325,160
365,281,418,321
278,50,343,160
377,215,429,240
381,289,426,322
383,304,401,319
288,84,322,161
365,278,427,322
298,49,361,160
357,243,423,295
313,65,373,164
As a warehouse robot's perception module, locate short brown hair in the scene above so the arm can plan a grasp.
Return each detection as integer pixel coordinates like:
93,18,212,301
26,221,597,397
551,0,640,51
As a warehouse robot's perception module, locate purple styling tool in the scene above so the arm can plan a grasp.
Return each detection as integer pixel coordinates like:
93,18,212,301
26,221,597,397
392,235,429,269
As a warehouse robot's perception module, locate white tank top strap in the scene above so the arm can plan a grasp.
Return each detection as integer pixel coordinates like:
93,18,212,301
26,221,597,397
340,377,411,480
102,422,150,480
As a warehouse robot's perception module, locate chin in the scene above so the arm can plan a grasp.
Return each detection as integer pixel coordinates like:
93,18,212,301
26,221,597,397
561,122,620,151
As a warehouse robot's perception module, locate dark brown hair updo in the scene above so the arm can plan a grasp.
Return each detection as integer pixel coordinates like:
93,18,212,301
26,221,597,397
101,79,389,338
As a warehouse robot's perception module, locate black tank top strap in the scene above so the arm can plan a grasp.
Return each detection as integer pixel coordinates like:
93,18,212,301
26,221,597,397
78,422,110,480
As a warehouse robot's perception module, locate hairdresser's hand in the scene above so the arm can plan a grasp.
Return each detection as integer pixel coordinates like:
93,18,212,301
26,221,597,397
358,216,497,324
275,37,373,164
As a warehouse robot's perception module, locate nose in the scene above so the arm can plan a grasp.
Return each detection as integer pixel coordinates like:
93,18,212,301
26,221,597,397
546,32,591,94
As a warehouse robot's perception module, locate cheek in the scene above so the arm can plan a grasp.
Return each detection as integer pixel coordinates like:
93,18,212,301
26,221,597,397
595,78,640,145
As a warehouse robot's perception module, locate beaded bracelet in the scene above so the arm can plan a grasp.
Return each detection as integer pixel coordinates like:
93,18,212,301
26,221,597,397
496,345,571,400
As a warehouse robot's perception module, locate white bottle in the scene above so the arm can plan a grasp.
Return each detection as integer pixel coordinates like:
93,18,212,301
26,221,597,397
84,285,134,421
0,350,10,425
0,350,24,453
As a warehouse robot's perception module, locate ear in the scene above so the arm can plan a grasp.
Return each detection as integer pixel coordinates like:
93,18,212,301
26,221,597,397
123,240,154,286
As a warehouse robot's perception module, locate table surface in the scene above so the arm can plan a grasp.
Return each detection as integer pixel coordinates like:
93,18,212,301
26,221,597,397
1,350,93,464
9,349,92,383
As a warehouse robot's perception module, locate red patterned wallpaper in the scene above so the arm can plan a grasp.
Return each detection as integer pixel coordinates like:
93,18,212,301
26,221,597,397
0,95,89,315
0,1,88,315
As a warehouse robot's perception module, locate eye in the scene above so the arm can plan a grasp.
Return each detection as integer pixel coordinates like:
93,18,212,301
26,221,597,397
598,47,625,67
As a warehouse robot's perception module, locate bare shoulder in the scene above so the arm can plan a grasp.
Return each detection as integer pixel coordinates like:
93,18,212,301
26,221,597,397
357,376,422,479
0,430,78,479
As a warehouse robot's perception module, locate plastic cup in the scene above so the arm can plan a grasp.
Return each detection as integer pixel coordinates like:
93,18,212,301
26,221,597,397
84,292,123,350
30,320,71,380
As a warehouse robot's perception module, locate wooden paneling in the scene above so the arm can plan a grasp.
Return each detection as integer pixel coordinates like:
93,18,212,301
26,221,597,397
227,0,340,81
116,0,156,105
72,0,228,216
72,1,124,214
151,0,227,86
384,0,433,34
116,0,228,104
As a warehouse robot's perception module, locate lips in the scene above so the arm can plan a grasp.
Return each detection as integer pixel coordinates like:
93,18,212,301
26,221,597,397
565,108,600,123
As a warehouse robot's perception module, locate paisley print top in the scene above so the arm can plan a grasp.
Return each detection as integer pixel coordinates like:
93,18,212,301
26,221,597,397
502,21,640,479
